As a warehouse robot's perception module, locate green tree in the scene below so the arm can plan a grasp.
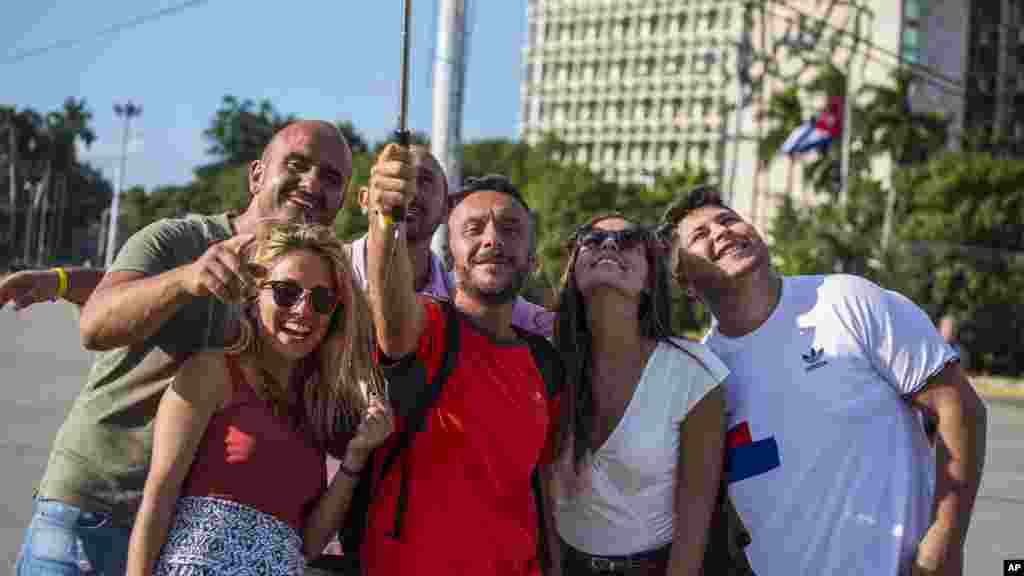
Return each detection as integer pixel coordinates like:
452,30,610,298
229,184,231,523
858,68,951,249
883,152,1024,375
336,120,370,155
769,174,887,278
202,95,294,168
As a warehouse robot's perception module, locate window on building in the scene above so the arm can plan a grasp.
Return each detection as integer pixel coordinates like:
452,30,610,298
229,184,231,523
902,0,926,64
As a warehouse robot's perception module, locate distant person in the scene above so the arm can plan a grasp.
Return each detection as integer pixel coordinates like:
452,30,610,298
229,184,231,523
660,186,987,576
939,314,969,373
15,120,354,576
126,222,393,576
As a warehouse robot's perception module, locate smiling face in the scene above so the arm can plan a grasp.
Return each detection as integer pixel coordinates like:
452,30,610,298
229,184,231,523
572,217,650,299
359,146,447,244
448,190,534,306
674,204,771,295
256,249,338,360
249,121,352,226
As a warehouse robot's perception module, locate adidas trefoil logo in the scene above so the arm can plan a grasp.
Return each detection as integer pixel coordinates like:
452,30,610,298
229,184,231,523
802,347,828,372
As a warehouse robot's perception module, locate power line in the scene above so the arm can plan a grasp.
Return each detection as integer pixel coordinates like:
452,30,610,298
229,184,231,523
3,0,211,65
750,1,967,97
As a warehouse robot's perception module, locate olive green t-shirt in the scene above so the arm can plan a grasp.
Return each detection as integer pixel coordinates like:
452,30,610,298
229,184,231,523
37,213,236,526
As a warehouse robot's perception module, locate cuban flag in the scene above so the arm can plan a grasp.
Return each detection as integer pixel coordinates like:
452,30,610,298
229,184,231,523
779,96,844,156
726,421,781,484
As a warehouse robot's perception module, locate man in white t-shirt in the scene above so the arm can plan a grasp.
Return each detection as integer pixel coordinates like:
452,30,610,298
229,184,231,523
658,186,987,576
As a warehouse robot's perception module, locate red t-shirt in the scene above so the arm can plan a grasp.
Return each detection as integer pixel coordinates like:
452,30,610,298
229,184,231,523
362,298,560,575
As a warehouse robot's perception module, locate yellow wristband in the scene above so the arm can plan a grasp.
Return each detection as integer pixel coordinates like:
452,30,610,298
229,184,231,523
52,267,69,300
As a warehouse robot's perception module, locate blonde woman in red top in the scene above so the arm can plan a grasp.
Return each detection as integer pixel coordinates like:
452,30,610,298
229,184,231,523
127,222,393,576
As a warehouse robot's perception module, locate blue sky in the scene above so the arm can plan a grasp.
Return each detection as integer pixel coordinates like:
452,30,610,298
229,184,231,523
2,0,526,189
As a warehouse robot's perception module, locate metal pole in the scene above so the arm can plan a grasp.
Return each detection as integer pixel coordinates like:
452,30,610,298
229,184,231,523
430,0,467,264
106,102,140,268
839,65,853,208
380,0,413,232
7,118,17,264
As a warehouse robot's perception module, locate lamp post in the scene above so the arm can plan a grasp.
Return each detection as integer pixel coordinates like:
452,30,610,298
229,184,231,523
105,101,141,267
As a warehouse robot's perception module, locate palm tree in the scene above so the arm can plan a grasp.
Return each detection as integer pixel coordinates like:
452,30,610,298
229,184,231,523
23,99,94,263
47,99,96,260
858,69,950,249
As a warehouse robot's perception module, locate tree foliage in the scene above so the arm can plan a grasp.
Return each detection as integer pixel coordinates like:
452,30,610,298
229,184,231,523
882,152,1024,375
1,99,110,266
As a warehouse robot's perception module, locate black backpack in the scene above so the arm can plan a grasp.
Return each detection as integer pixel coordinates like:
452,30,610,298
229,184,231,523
332,300,562,572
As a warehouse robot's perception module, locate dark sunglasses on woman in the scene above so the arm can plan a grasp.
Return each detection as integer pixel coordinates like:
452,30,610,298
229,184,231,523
260,280,338,315
576,227,648,251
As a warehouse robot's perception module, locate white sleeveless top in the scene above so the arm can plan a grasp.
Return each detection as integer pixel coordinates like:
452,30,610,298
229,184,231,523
552,338,728,555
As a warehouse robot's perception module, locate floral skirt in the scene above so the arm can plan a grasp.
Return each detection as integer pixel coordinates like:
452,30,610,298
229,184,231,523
154,496,306,576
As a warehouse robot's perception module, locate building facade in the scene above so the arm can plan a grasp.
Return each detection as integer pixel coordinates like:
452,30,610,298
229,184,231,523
520,0,970,234
519,0,745,187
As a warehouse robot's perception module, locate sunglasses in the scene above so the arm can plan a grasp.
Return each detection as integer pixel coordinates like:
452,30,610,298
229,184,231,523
260,280,338,315
576,228,648,251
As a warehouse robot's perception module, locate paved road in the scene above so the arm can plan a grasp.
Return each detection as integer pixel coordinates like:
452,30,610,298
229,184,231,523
1,302,1022,573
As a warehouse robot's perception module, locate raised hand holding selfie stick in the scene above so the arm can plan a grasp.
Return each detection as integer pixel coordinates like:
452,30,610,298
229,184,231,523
379,0,413,232
378,0,413,296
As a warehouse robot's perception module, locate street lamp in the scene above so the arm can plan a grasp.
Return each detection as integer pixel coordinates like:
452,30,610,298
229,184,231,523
105,101,141,268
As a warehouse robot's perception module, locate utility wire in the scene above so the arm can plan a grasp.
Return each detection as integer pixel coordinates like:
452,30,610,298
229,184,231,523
749,0,968,95
3,0,211,65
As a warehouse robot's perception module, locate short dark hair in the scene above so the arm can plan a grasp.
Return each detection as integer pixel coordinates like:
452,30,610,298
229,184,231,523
453,174,530,211
656,185,727,243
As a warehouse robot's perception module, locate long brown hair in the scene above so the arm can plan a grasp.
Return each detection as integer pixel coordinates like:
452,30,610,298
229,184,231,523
554,213,704,473
225,222,386,458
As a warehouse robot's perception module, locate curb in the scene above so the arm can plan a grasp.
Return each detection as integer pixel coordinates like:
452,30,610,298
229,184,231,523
971,379,1024,400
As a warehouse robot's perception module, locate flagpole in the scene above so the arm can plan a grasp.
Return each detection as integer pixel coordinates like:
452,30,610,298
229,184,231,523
839,66,853,207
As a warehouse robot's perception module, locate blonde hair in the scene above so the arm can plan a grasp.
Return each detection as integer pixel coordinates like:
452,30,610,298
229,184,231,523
226,221,386,456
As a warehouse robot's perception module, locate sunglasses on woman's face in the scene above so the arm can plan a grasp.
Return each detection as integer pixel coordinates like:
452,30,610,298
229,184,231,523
577,228,647,251
260,280,338,315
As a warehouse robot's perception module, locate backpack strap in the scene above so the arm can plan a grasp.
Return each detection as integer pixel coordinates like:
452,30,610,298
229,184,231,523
514,329,563,399
376,300,461,540
515,328,564,572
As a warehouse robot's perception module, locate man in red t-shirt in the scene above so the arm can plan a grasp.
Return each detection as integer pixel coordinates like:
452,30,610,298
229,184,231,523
363,145,560,575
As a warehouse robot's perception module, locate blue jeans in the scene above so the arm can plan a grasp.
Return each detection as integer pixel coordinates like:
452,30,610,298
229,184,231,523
16,499,132,576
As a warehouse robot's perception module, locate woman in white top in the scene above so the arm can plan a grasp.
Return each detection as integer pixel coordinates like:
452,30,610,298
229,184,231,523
549,214,729,576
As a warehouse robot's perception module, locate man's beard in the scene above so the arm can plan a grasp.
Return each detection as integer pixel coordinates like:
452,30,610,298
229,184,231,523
455,264,528,306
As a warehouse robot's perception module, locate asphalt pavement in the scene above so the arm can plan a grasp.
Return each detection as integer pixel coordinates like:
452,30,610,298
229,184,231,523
1,302,1021,573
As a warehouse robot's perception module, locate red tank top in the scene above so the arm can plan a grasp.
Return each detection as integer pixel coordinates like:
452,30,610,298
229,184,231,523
181,354,326,532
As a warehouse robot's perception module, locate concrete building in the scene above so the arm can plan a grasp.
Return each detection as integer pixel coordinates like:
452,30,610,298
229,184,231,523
519,0,970,234
962,1,1024,153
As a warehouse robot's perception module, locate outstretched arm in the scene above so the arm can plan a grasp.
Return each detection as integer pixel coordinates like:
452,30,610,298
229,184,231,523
0,267,104,309
365,143,423,358
80,233,253,351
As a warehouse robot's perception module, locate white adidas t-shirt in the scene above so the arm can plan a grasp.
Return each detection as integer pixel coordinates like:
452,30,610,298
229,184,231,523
705,275,957,576
552,338,729,556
